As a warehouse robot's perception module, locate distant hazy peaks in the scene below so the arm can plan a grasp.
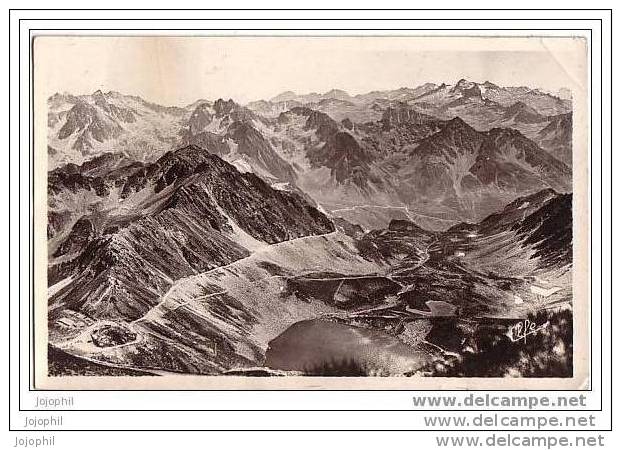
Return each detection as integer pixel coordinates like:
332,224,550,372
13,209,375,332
270,90,298,103
270,89,352,104
185,98,212,110
323,89,351,100
480,80,500,90
557,87,572,100
213,98,238,116
187,103,215,135
454,78,477,89
450,79,482,97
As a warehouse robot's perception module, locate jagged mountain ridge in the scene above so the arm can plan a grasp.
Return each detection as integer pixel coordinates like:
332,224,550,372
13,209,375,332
412,79,571,116
253,80,570,126
49,79,569,172
49,145,335,323
265,80,570,114
49,82,572,231
48,90,187,168
324,115,571,227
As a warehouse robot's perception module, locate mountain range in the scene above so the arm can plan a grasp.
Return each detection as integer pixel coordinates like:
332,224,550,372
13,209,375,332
47,79,574,377
48,80,572,230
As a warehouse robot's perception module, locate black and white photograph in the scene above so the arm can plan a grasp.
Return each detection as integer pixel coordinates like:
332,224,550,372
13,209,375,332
36,36,589,387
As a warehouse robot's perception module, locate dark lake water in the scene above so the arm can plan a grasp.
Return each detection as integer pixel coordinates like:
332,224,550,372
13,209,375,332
264,319,432,376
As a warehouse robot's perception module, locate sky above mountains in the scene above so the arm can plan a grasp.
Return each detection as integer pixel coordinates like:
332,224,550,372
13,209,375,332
35,36,586,106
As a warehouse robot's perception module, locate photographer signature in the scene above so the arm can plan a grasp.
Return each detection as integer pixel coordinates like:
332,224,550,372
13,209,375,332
508,319,550,343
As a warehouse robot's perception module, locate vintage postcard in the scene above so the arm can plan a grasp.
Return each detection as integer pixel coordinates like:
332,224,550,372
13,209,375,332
33,36,589,389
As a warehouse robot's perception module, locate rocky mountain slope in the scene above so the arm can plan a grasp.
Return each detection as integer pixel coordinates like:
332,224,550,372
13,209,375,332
48,145,334,324
48,91,187,168
48,188,572,376
534,113,573,165
320,114,571,229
